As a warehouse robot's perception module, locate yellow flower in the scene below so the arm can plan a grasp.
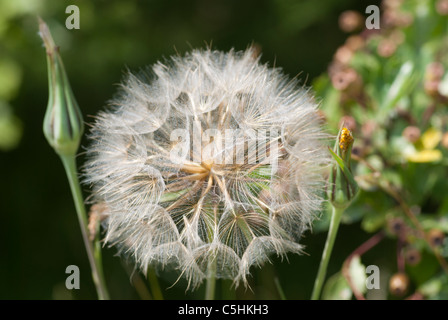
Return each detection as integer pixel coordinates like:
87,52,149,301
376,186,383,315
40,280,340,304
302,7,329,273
406,127,442,163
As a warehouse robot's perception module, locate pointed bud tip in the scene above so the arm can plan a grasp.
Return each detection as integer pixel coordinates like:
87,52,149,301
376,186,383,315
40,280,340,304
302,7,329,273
328,126,358,209
38,17,58,55
41,20,83,157
339,127,354,151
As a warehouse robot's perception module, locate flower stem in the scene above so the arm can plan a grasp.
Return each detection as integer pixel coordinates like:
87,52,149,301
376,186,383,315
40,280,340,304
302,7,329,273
147,267,164,300
60,155,110,300
274,276,286,300
311,205,344,300
123,262,153,300
205,257,217,300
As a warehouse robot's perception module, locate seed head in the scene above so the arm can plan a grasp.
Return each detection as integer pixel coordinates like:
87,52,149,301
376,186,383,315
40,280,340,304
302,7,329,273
84,48,328,288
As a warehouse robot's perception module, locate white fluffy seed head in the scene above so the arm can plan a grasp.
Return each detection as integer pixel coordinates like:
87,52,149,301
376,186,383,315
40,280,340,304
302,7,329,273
84,48,329,289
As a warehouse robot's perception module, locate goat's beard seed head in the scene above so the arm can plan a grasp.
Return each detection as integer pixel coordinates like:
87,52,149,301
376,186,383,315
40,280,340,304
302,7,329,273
84,48,329,289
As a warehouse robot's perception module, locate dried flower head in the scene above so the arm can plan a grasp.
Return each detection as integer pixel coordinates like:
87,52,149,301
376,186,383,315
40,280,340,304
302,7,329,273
84,48,328,288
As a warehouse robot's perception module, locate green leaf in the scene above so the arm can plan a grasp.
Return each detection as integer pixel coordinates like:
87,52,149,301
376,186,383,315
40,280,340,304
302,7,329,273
378,61,417,121
419,273,448,300
348,255,367,295
361,210,386,233
328,147,358,190
322,272,352,300
420,217,448,234
407,250,440,286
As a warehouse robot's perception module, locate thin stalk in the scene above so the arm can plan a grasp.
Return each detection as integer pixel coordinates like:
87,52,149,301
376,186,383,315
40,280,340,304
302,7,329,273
122,262,153,300
311,206,344,300
205,257,217,300
60,155,109,300
133,274,153,300
147,267,164,300
274,276,286,300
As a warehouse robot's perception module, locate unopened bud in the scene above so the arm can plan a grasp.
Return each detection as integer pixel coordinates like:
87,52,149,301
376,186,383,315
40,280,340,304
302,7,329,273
40,19,84,156
389,273,409,297
328,127,358,209
442,132,448,149
428,228,445,247
338,10,363,33
405,247,421,266
377,38,397,58
331,68,362,95
426,62,445,81
333,46,353,66
424,62,445,97
437,0,448,15
402,126,421,143
345,35,365,52
387,217,406,236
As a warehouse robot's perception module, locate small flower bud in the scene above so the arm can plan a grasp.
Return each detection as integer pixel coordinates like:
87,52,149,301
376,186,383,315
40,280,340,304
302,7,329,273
345,35,365,52
339,127,354,153
333,46,353,66
338,10,363,33
402,126,421,143
382,0,403,10
387,217,406,236
377,38,397,58
389,273,410,297
390,30,405,45
331,68,362,94
328,126,359,209
426,62,445,81
405,247,421,266
40,19,84,156
361,120,377,138
441,132,448,149
437,0,448,15
331,70,353,91
383,9,413,28
424,80,440,97
428,229,445,247
424,62,445,97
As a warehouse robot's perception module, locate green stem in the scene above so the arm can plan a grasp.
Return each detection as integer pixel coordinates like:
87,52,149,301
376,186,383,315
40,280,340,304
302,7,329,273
274,276,286,300
311,206,344,300
60,155,110,300
147,267,164,300
93,216,108,298
205,257,217,300
122,262,153,300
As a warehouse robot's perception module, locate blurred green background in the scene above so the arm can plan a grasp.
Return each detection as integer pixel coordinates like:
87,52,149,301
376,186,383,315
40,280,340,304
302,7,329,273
0,0,403,300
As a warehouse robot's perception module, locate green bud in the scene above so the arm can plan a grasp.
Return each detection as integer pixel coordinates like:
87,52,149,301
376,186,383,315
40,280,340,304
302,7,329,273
327,126,358,209
40,18,83,157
